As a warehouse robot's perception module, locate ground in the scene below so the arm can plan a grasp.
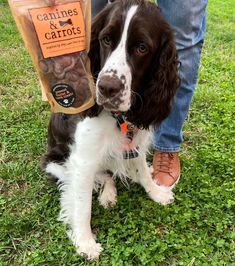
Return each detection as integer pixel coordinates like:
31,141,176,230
0,0,234,265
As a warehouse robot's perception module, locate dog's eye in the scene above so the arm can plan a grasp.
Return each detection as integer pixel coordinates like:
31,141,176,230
102,35,112,47
135,43,148,56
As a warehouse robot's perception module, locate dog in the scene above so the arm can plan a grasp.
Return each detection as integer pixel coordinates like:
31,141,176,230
43,0,179,260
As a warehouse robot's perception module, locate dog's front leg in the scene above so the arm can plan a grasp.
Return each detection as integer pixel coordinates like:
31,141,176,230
129,156,174,205
64,162,102,260
60,117,109,259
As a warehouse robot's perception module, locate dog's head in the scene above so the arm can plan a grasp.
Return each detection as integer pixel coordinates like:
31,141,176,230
89,0,180,128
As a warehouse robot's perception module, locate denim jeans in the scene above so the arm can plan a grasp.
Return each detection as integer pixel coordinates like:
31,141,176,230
91,0,208,152
91,0,107,17
154,0,208,152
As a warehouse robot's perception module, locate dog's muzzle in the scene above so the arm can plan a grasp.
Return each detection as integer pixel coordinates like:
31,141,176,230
97,75,125,110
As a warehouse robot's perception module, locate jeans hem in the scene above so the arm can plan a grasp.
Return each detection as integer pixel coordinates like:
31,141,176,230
154,145,180,152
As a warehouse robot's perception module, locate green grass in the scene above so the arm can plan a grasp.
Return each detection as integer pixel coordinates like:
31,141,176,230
0,0,235,265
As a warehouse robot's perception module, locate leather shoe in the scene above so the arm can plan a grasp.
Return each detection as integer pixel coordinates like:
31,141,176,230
153,151,180,188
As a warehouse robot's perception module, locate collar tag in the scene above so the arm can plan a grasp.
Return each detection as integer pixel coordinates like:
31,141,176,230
111,112,139,159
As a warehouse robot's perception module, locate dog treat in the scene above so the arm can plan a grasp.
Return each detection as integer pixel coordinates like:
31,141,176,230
8,0,95,114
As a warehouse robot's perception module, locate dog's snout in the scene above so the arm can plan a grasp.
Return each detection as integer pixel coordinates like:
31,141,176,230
98,75,124,98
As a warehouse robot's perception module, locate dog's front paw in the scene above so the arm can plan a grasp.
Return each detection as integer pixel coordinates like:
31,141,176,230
98,180,117,208
148,185,174,205
77,239,103,260
68,230,102,259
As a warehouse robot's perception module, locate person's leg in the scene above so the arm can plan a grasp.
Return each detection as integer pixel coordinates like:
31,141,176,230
153,0,208,186
91,0,107,17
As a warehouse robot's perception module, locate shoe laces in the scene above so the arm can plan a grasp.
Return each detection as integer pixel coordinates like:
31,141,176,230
155,152,174,174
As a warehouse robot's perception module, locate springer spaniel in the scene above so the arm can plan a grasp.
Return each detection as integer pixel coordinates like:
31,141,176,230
43,0,179,260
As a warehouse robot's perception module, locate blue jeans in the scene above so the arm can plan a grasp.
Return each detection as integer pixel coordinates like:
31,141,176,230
91,0,208,152
91,1,107,17
154,0,208,152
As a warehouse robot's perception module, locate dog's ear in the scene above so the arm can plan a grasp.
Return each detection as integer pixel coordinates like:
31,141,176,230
128,27,180,129
88,6,112,80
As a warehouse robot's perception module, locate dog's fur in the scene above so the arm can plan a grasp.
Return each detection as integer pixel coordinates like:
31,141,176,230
43,0,179,259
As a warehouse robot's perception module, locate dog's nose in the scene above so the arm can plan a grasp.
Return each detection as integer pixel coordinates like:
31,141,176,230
98,75,124,98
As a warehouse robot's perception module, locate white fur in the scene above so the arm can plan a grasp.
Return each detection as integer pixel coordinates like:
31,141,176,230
45,111,174,259
97,172,117,208
97,5,138,111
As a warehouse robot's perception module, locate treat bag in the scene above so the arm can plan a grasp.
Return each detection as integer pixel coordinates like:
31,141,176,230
8,0,95,114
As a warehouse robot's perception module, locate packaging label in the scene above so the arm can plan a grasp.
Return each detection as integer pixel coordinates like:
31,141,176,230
29,2,86,58
51,83,75,107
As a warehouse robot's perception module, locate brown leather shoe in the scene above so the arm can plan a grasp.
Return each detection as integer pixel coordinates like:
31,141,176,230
153,151,180,187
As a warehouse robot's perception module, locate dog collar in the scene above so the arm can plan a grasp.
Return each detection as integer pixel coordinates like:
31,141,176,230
111,112,139,159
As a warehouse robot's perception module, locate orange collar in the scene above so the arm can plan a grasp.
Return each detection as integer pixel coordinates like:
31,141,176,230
111,112,139,159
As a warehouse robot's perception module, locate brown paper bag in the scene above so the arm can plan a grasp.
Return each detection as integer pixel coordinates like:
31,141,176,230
8,0,95,114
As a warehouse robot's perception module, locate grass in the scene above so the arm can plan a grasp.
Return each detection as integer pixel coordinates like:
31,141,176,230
0,0,234,265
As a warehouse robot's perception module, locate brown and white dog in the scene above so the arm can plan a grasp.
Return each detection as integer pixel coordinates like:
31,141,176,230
43,0,179,259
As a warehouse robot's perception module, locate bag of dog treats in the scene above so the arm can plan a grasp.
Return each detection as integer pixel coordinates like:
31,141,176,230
8,0,95,114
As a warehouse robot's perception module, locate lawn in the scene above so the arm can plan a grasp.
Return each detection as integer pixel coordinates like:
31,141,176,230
0,0,234,265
